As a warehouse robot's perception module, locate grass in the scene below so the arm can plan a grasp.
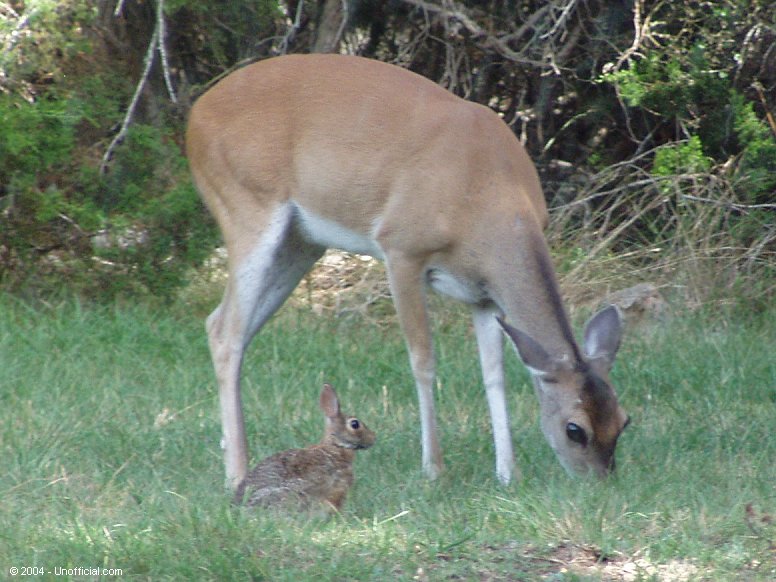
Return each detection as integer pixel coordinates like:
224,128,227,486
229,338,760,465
0,296,774,580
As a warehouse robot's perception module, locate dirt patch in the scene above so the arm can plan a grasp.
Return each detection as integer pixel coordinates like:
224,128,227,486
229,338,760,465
411,542,702,581
535,543,700,581
291,251,391,321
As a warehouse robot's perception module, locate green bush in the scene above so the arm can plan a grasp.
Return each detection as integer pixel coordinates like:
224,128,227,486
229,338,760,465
602,50,733,159
652,136,713,177
0,97,74,177
0,95,92,279
0,0,219,301
730,93,776,203
91,124,219,301
98,126,218,298
0,92,217,301
598,11,776,309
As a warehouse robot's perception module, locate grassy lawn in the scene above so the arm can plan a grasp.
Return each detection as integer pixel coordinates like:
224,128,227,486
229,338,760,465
0,297,774,580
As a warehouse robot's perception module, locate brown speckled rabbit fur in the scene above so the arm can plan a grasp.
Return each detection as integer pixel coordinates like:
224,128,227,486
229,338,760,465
234,384,375,511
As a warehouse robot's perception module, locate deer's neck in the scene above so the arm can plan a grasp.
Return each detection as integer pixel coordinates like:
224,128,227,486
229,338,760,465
491,225,582,363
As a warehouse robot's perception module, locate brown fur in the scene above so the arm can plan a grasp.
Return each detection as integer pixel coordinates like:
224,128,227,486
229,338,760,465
188,54,627,487
234,384,375,511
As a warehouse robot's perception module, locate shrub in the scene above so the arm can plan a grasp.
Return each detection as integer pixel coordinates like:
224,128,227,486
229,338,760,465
0,0,219,301
91,124,219,301
652,136,713,178
730,93,776,203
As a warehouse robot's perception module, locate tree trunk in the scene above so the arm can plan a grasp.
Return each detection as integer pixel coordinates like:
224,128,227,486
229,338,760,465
312,0,346,53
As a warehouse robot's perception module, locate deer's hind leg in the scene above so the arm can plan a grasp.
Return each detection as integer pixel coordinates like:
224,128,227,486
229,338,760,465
206,203,324,490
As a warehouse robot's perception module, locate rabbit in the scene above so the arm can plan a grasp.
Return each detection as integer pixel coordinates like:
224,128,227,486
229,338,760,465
234,383,375,512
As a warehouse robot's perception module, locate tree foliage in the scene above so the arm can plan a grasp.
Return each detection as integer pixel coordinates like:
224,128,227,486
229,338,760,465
1,0,774,305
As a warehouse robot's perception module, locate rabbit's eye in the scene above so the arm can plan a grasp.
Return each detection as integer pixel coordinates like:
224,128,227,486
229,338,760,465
349,419,360,430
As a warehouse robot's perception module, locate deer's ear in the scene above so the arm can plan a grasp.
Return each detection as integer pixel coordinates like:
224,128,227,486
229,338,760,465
583,305,623,369
498,318,556,376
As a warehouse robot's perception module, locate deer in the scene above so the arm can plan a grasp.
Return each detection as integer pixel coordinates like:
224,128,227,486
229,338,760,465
186,54,629,491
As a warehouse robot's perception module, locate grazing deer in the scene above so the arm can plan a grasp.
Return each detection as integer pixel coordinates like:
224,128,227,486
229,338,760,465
186,54,629,490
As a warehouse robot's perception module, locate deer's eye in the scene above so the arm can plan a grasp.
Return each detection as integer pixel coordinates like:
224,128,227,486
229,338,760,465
349,419,360,430
566,422,588,446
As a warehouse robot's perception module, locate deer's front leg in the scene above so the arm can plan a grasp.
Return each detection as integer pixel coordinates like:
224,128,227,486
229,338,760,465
473,305,517,485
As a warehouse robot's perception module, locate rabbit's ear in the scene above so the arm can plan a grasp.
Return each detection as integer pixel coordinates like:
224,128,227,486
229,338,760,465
319,384,341,418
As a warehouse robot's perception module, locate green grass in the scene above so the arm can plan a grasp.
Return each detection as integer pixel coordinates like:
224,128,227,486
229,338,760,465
1,297,774,580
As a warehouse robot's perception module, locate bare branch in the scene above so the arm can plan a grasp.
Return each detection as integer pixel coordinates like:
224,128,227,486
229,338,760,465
400,0,485,38
753,82,776,139
681,195,776,211
0,3,20,18
399,0,560,70
613,0,644,70
1,4,39,79
157,0,177,103
334,0,349,48
100,24,159,174
312,0,349,53
483,36,563,70
734,24,763,87
541,0,579,41
277,0,304,55
498,5,551,52
114,0,128,17
101,0,178,173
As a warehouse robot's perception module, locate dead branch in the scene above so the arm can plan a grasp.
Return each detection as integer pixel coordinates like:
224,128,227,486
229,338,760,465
334,0,349,49
752,82,776,138
681,195,776,212
113,0,128,17
100,25,157,174
399,0,560,70
156,0,176,103
1,3,39,81
541,0,579,41
400,0,485,38
499,4,551,47
100,0,176,174
613,0,645,71
277,0,305,55
312,0,349,53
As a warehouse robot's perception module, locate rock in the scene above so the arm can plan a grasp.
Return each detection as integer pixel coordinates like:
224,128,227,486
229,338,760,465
601,283,668,329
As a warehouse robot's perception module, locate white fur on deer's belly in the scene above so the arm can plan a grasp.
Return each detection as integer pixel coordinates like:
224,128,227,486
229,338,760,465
293,204,385,259
293,203,486,304
426,267,488,304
